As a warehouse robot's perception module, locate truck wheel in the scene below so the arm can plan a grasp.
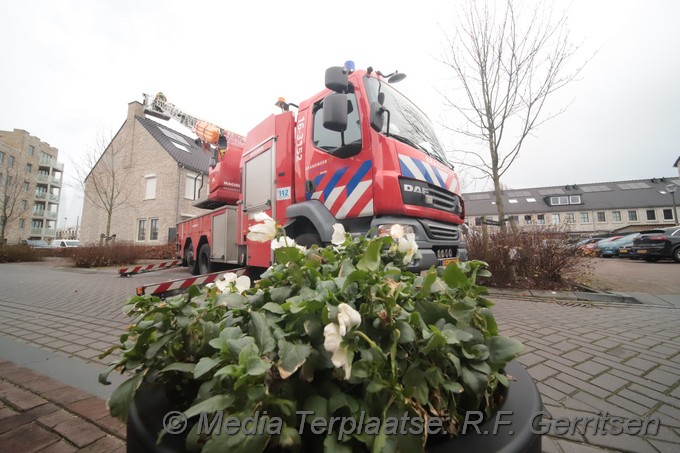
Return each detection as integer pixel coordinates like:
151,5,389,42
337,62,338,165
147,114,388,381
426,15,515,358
186,244,199,275
198,243,212,275
296,233,323,248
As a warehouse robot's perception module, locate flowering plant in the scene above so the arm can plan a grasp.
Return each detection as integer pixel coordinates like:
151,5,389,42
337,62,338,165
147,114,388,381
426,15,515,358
101,214,523,452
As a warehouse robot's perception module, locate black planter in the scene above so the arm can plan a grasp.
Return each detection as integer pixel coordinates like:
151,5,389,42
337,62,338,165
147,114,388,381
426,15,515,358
127,360,542,453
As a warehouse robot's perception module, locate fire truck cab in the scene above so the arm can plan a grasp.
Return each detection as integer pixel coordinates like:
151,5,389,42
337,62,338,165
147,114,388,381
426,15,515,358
176,63,467,275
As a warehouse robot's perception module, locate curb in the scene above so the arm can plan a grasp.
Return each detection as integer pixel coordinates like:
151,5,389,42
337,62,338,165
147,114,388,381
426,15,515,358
488,288,642,304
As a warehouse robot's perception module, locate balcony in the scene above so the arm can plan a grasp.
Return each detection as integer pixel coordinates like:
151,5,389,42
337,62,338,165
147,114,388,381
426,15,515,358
35,192,47,200
39,156,64,172
48,193,59,202
33,210,45,218
29,227,57,237
50,176,62,186
37,174,49,183
46,211,58,220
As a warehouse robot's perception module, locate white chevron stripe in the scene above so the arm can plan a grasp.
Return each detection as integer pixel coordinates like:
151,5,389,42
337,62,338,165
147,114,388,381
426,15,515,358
358,199,374,217
324,186,344,210
336,180,371,219
423,162,440,188
399,155,426,181
311,191,322,200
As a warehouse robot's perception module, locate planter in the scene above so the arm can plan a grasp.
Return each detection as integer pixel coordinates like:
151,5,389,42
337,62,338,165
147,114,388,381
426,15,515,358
126,360,542,453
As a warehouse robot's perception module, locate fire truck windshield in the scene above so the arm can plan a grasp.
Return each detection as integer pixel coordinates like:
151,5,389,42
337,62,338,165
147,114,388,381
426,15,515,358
363,76,449,167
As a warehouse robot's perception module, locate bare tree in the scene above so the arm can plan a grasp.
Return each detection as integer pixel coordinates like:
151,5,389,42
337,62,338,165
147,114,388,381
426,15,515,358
0,167,28,246
71,131,133,238
441,0,589,231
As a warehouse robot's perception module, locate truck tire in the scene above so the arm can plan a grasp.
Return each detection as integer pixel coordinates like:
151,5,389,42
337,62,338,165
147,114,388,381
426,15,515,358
198,243,212,275
186,244,199,275
295,233,323,248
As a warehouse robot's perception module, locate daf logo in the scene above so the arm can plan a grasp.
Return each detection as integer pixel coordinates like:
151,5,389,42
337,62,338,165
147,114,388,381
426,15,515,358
404,184,429,195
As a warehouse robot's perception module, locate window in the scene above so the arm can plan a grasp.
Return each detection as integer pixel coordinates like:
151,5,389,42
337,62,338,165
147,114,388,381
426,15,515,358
22,181,29,192
612,211,622,222
20,200,27,210
8,155,15,167
526,197,536,203
524,215,532,224
663,209,674,220
474,217,483,226
312,92,362,157
628,210,638,221
646,209,656,221
28,145,35,156
508,199,518,204
18,219,25,229
144,176,156,200
508,215,519,224
185,173,198,200
26,163,32,173
580,212,589,223
596,212,606,223
566,213,575,224
550,196,569,205
138,219,146,241
551,214,560,224
537,214,545,224
569,195,582,204
150,219,159,240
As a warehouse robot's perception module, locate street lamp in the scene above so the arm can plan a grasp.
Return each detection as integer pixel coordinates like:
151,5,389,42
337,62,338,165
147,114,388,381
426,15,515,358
666,184,678,225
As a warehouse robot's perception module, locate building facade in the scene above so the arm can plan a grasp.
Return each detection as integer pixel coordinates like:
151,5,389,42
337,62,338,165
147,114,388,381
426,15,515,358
79,102,212,245
463,176,680,235
0,129,63,245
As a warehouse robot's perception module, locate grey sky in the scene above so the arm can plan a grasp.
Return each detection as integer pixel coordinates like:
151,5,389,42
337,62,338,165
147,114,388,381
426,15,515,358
1,0,678,228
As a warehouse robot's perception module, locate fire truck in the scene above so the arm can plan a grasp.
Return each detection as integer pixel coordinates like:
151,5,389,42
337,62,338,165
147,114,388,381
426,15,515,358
146,63,467,277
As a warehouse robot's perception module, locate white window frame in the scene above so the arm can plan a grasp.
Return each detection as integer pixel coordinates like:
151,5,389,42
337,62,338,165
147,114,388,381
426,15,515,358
551,213,560,224
580,212,589,223
144,175,156,200
596,211,606,223
185,173,198,200
612,211,622,223
137,219,146,241
565,213,575,224
150,218,159,241
628,210,638,222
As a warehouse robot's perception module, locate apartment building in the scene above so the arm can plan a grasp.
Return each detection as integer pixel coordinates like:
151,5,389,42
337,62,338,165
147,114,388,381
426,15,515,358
463,176,680,235
79,101,212,245
0,129,63,244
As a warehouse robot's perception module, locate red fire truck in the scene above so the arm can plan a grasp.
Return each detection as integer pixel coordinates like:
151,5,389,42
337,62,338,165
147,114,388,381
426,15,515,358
150,63,467,277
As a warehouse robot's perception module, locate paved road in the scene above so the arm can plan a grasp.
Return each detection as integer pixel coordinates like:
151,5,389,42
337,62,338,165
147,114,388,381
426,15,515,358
587,257,680,294
1,261,680,452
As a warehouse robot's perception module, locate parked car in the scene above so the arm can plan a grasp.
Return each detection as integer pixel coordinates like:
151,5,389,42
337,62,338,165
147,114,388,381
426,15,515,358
630,227,680,262
21,239,50,248
51,239,80,248
578,236,622,256
598,233,640,258
574,237,606,255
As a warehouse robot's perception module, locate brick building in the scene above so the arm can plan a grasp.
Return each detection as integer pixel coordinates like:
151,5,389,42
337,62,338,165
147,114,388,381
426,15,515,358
463,176,680,235
0,129,64,245
79,102,214,245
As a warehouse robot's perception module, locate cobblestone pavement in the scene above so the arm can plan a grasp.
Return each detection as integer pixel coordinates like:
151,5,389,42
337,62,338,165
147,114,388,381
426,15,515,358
1,262,679,452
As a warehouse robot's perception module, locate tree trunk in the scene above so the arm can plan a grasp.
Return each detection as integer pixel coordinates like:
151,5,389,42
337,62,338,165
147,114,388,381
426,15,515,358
106,210,112,238
0,223,6,247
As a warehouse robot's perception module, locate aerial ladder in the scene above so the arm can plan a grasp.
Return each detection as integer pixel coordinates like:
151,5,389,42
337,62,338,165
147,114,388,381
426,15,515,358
142,92,245,152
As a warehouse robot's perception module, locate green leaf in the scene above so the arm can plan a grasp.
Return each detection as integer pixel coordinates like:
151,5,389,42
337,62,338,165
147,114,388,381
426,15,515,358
250,312,276,354
217,292,247,310
422,331,447,354
194,357,220,379
487,336,524,371
479,307,499,336
269,286,293,304
351,359,373,379
184,394,234,419
418,268,437,296
442,262,468,288
161,362,196,373
442,381,464,393
343,269,368,290
107,372,144,422
303,395,328,419
395,321,416,344
403,367,429,405
277,341,311,379
203,428,269,453
262,302,285,314
145,333,174,359
214,364,240,378
324,433,353,452
366,380,384,393
245,356,269,376
357,239,384,272
279,425,301,448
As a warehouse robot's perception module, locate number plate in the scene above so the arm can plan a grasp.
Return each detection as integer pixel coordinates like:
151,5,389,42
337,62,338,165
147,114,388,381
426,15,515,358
441,258,459,266
637,249,647,254
619,248,628,253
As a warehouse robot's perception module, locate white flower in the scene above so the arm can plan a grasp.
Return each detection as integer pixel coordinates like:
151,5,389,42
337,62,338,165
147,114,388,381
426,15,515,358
337,303,361,336
323,303,361,380
270,236,306,252
246,212,277,242
398,233,418,264
215,272,251,293
331,224,347,246
323,323,352,380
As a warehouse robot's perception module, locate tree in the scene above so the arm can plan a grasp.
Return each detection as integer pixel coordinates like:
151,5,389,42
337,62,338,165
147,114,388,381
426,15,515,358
0,168,28,245
441,0,588,231
72,131,133,238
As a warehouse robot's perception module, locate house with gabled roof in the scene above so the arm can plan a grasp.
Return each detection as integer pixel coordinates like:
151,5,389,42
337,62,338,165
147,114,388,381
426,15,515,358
463,175,680,235
79,101,214,245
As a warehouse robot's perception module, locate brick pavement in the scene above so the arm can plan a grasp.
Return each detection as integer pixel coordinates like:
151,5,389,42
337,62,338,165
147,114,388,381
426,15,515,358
1,261,680,452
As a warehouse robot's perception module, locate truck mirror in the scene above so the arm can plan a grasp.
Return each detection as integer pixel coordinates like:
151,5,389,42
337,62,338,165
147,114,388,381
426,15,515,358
325,67,348,93
323,93,348,132
370,101,384,132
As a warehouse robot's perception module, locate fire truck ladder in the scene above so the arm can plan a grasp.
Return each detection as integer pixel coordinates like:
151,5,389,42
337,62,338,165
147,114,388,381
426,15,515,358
118,260,183,277
135,267,248,298
142,93,245,148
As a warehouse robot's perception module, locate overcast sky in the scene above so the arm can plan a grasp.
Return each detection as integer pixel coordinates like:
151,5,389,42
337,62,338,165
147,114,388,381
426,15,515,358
1,0,678,228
